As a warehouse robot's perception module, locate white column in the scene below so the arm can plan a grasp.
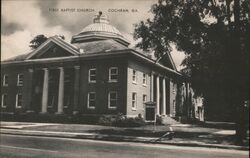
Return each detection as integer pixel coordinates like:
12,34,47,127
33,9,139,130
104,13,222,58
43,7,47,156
150,73,154,101
73,66,80,114
57,67,64,114
162,77,166,115
41,68,49,113
156,75,160,115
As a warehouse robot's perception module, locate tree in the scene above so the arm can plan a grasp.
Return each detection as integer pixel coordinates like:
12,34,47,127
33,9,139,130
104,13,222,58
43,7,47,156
29,34,66,50
29,34,48,50
134,0,249,142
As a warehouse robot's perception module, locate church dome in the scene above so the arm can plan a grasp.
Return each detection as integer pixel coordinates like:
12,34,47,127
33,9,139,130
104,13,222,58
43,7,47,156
71,12,130,46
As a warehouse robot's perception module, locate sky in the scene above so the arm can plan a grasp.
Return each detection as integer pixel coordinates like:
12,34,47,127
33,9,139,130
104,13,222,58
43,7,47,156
1,0,185,70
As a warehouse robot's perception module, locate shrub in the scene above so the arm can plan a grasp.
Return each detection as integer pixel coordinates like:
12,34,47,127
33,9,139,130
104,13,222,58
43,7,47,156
113,114,146,127
98,115,116,126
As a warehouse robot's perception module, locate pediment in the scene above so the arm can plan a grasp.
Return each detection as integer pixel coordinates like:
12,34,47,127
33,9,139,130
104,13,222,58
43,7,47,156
30,43,74,59
157,52,177,71
26,36,79,60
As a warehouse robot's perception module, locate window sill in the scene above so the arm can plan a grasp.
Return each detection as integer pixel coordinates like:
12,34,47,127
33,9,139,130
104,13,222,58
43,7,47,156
88,107,95,110
132,81,137,85
2,85,8,87
1,106,7,108
132,108,137,111
142,84,147,87
108,107,117,110
88,81,96,84
108,80,118,83
16,106,22,109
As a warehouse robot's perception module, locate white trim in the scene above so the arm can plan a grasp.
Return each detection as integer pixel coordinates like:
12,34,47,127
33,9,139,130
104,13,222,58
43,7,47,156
108,91,117,109
132,92,137,110
26,36,79,60
2,48,181,77
15,93,22,109
87,92,96,109
129,49,182,76
2,74,8,86
108,67,118,82
88,68,96,83
17,73,24,86
1,94,7,108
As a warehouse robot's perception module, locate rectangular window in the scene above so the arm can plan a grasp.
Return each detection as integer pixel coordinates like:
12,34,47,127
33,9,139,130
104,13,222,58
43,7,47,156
3,74,8,86
132,92,137,110
15,93,22,108
143,73,147,85
17,74,24,86
48,95,55,108
88,92,96,109
64,95,71,108
109,67,118,82
132,70,137,83
143,94,147,103
1,94,7,108
89,68,96,83
108,91,117,109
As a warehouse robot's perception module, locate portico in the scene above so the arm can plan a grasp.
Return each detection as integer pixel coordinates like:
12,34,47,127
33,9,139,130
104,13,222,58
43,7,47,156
151,73,171,117
35,66,77,114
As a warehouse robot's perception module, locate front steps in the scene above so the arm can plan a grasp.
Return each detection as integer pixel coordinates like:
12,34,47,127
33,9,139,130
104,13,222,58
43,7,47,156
161,115,180,125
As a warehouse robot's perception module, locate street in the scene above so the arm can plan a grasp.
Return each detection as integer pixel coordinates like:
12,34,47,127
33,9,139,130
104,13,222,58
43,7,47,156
0,134,248,158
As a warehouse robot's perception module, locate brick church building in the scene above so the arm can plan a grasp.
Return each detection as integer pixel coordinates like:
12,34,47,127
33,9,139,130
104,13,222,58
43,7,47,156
1,12,198,121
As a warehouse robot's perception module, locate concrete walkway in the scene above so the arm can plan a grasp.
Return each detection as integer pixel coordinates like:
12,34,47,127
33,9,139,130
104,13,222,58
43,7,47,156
0,121,249,151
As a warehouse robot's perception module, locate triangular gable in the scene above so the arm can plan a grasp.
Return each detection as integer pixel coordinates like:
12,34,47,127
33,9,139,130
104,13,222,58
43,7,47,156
26,36,79,59
156,52,177,71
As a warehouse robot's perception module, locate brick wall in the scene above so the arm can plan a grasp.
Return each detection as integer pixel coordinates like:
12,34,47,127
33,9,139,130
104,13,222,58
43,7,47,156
79,58,128,115
1,66,29,113
126,60,151,117
169,80,178,117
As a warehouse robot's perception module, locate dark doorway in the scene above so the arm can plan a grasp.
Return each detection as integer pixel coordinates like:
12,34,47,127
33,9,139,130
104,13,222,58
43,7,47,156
145,107,155,121
31,70,43,113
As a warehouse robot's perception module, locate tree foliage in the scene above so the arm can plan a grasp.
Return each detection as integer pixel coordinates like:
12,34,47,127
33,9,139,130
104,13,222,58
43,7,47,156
29,34,65,50
29,34,48,50
134,0,250,118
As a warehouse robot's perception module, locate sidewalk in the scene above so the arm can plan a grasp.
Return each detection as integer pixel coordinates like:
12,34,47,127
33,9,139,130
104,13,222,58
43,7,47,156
0,121,249,151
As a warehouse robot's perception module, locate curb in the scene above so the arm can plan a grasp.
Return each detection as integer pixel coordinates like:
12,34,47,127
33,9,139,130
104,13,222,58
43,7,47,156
1,128,249,151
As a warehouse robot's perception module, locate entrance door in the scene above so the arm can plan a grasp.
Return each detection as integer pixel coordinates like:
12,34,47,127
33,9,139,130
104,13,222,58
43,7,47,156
145,107,155,121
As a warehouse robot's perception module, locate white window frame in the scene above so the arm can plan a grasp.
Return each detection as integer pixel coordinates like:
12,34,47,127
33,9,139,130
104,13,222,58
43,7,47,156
109,67,118,82
88,68,96,83
3,74,8,86
108,91,117,109
15,93,22,108
132,92,137,110
132,70,137,83
87,92,96,109
1,94,7,108
17,73,24,86
143,94,147,103
142,73,147,86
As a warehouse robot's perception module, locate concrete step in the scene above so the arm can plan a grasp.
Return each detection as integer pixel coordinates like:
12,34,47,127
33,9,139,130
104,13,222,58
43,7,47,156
162,116,180,125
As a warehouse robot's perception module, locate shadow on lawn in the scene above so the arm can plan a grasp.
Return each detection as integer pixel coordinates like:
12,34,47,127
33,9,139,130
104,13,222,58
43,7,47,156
87,129,248,146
